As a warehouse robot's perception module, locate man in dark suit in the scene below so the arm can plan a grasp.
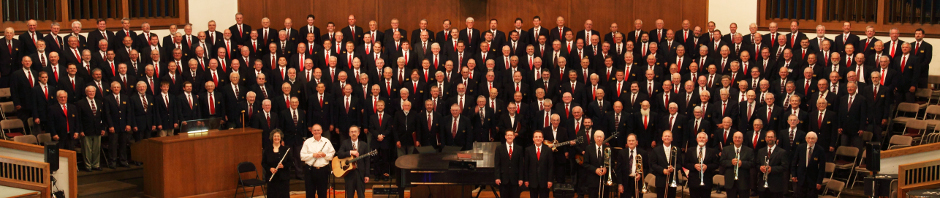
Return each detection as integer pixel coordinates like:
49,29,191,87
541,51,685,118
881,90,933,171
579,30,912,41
130,82,157,150
756,131,789,198
581,130,609,198
104,81,131,167
11,58,38,126
368,100,393,181
48,90,82,150
721,131,754,198
44,23,65,53
617,134,646,198
76,85,107,171
838,82,867,151
154,82,178,136
524,131,553,198
393,100,418,155
335,84,361,141
19,19,44,54
791,132,825,198
460,17,482,53
412,19,435,44
684,132,720,198
443,104,473,150
280,97,306,178
340,15,364,46
833,22,860,53
649,131,680,198
780,115,808,152
250,100,279,146
337,126,370,198
494,130,524,198
863,69,892,141
229,13,252,44
86,19,114,52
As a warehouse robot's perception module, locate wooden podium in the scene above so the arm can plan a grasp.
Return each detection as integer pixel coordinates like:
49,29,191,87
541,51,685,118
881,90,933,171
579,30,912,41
132,128,263,198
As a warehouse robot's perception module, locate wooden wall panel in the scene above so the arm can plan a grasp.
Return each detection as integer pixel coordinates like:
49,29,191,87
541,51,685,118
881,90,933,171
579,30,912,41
265,0,313,29
377,0,459,32
570,0,618,42
238,0,709,41
312,0,378,29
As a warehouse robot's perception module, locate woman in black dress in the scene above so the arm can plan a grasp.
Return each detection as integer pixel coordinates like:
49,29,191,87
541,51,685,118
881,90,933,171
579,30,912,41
263,130,292,198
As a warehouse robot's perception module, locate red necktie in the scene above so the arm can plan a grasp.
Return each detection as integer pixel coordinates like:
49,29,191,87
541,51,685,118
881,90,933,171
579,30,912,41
62,105,69,132
209,93,216,115
508,145,513,158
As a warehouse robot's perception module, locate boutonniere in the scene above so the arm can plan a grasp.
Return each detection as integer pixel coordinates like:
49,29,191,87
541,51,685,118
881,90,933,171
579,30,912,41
761,139,765,142
324,101,329,104
826,121,831,124
880,94,885,97
149,103,153,106
677,126,682,129
122,101,126,104
920,50,925,53
631,74,635,76
773,117,777,120
71,114,75,117
813,157,818,160
352,107,356,110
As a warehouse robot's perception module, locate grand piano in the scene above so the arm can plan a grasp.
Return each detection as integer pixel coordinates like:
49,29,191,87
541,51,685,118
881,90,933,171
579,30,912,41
395,142,500,198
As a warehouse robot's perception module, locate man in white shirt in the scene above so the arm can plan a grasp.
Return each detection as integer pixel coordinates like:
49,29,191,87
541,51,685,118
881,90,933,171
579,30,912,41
299,124,336,198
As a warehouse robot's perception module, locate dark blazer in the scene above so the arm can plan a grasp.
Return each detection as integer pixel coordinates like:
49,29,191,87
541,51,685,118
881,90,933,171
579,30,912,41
649,145,682,189
249,110,279,132
523,144,554,187
368,111,393,149
76,98,108,135
756,147,789,193
720,145,754,190
262,146,292,181
494,142,524,183
393,110,418,146
791,144,825,188
103,93,132,132
837,94,867,134
46,103,82,138
279,108,307,145
442,114,472,150
197,91,226,118
129,93,158,130
683,145,720,189
337,139,371,179
153,93,179,129
581,144,607,187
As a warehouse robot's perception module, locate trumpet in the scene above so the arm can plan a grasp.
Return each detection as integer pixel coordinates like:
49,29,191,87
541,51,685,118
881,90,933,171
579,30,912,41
733,150,740,180
669,147,678,188
763,156,770,188
635,154,648,198
698,149,705,186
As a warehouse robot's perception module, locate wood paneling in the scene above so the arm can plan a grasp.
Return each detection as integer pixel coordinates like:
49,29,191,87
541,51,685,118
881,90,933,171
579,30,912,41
238,0,709,41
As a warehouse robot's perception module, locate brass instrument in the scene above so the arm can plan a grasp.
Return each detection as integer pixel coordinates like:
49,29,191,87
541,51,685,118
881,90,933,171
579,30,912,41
698,148,705,186
734,149,740,180
599,147,613,197
635,154,648,198
763,156,770,188
669,147,678,188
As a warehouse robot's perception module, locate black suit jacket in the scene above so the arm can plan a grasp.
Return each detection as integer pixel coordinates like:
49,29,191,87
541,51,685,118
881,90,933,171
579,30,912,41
756,147,789,192
650,145,682,188
581,144,608,187
720,145,754,190
338,139,371,179
791,144,825,187
523,144,554,187
494,143,524,183
683,146,720,189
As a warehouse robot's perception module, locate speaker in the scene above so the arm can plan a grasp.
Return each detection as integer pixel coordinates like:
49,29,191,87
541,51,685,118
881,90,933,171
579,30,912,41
866,142,881,172
45,143,59,172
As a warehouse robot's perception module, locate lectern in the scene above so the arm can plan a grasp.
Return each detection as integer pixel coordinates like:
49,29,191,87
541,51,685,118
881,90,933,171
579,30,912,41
132,128,262,197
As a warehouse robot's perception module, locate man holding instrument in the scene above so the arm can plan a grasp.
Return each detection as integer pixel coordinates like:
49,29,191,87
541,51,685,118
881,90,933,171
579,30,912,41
337,126,370,198
683,132,719,198
721,131,754,198
300,124,335,198
618,133,647,198
757,131,788,198
650,130,679,198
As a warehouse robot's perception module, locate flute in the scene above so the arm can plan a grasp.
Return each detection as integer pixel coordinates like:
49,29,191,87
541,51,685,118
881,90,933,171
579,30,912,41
269,148,291,181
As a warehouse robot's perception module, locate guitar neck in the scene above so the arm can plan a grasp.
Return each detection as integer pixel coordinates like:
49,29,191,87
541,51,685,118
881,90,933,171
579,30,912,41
349,152,375,163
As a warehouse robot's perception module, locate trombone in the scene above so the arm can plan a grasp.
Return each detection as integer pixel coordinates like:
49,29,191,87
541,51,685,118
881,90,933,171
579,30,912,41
669,147,678,188
599,147,614,197
635,154,648,198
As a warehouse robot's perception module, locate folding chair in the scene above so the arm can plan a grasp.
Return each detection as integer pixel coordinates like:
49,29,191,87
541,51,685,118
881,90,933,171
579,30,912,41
822,162,836,190
891,102,921,134
1,119,25,140
710,175,727,198
819,180,845,198
235,162,266,198
0,101,15,120
12,135,38,144
924,133,940,144
901,120,928,144
930,75,940,99
887,135,913,149
643,174,657,198
36,133,52,145
831,146,859,185
915,88,934,108
0,88,10,99
923,105,940,130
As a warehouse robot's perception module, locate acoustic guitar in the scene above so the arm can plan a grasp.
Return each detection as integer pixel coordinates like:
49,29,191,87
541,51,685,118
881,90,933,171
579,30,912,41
331,149,378,177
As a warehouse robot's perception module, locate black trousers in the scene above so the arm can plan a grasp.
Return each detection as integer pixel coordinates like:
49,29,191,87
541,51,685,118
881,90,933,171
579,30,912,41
793,182,820,198
344,171,366,198
725,181,751,198
498,182,521,198
656,185,676,198
304,165,330,198
529,187,550,198
108,130,130,163
689,184,712,198
759,189,785,198
373,147,391,178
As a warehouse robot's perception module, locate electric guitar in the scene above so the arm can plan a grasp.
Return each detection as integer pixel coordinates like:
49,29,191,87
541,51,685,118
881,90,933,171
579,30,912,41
544,136,585,152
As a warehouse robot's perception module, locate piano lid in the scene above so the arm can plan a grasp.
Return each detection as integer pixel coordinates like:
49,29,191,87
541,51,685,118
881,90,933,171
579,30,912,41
396,142,499,169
